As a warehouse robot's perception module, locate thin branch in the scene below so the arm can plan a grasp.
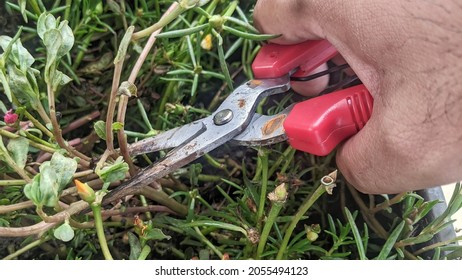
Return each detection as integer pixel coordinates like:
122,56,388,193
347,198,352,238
0,200,88,237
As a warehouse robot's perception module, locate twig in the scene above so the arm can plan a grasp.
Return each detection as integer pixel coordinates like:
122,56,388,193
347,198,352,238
47,84,91,167
131,2,181,40
370,192,407,214
140,185,188,216
99,205,178,217
0,200,88,237
116,3,178,176
0,200,34,214
62,110,101,134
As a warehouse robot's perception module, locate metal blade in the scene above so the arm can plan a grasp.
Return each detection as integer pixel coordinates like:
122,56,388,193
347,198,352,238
232,105,293,146
127,121,206,156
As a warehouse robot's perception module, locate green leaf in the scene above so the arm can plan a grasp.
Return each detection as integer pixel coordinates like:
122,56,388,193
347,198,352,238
94,120,107,140
114,26,134,64
24,175,41,206
399,233,434,246
143,228,171,242
38,163,60,207
344,208,367,260
49,152,78,192
181,220,247,236
376,221,405,260
37,13,57,40
155,23,208,38
0,34,34,72
6,64,39,107
18,0,28,22
112,122,124,131
24,163,59,208
54,222,75,242
51,70,72,92
96,157,129,184
7,137,29,169
0,70,12,103
43,29,63,83
222,25,280,41
128,232,141,260
56,21,74,58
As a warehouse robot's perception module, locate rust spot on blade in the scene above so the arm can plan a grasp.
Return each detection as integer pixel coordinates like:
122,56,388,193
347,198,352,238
238,99,246,108
247,79,263,89
261,114,286,136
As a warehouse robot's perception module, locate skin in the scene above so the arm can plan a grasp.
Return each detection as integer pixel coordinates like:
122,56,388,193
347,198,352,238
254,0,462,194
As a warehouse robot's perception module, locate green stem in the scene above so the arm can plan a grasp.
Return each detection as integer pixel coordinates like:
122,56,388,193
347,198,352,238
2,235,51,260
136,99,154,131
72,33,93,71
34,99,52,126
256,202,283,259
1,148,32,183
91,203,114,260
223,1,238,17
256,149,268,229
268,146,295,178
138,245,152,260
155,81,176,130
0,129,56,153
140,186,188,216
276,185,326,259
194,226,223,259
28,0,42,15
0,179,27,186
131,2,184,40
21,130,55,149
64,0,72,21
23,110,54,139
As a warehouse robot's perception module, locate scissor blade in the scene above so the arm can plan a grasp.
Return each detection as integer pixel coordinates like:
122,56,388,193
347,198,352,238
128,121,206,156
103,115,232,205
232,105,293,146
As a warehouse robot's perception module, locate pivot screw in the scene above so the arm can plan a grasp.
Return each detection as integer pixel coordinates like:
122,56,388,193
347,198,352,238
213,109,233,125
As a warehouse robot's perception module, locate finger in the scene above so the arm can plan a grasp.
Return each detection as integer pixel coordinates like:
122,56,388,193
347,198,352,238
291,63,329,96
331,54,355,76
253,0,324,44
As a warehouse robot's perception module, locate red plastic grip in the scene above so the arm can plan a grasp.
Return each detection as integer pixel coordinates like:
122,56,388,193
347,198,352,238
252,40,338,79
284,85,373,156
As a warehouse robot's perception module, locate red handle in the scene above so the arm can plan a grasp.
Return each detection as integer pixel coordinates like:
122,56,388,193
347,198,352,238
252,40,338,79
284,85,373,156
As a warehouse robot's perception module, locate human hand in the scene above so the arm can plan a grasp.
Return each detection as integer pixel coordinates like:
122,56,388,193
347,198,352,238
254,0,462,194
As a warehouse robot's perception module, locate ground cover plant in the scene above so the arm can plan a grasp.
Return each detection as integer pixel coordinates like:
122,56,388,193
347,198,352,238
0,0,461,260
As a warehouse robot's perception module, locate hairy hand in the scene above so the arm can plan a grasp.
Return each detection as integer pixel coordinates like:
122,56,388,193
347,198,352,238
254,0,462,194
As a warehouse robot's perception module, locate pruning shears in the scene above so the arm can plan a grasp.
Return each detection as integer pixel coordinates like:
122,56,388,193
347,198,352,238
103,40,373,205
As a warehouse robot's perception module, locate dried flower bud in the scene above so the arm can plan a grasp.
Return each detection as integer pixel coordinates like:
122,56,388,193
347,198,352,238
200,34,213,50
247,228,260,244
321,170,338,195
267,183,287,203
118,81,137,97
75,179,96,203
4,109,18,125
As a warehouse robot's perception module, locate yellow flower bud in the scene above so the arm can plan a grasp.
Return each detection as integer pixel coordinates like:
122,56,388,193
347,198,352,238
75,179,96,203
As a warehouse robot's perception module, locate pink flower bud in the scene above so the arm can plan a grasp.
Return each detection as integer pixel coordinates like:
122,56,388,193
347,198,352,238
4,109,18,125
